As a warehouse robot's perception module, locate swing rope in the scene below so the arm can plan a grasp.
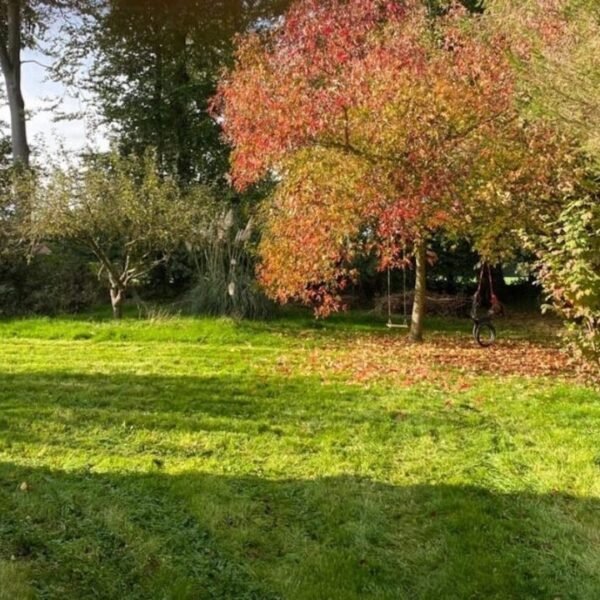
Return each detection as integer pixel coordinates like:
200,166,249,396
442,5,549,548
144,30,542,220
473,263,504,318
386,247,409,329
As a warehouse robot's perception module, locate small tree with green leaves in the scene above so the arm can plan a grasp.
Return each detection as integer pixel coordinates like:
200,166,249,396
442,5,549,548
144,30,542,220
28,152,214,318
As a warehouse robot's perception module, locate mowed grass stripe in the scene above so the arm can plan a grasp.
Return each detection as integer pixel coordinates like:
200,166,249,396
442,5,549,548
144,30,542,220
0,313,598,599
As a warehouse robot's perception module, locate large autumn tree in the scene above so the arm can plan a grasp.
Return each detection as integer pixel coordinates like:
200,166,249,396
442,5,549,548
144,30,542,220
216,0,569,340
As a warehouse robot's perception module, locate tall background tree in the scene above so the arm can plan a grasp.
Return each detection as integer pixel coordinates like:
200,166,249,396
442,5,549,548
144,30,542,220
0,0,86,166
0,0,29,164
56,0,290,183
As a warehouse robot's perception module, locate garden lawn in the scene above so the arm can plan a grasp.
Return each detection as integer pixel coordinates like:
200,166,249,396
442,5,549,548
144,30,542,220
0,310,599,599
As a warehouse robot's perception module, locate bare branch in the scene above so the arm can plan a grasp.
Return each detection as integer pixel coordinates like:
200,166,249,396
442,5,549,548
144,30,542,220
21,59,52,70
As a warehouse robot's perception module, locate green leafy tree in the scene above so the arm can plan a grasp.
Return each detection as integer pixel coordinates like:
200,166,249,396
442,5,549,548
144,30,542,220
26,151,215,318
56,0,290,183
485,0,600,164
0,133,15,243
486,0,600,364
529,191,600,368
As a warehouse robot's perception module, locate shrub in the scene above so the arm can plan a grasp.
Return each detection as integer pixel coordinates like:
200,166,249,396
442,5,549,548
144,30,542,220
0,244,100,316
533,194,600,367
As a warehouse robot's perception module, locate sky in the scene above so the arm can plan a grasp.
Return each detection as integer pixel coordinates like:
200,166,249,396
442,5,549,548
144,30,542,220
0,46,109,162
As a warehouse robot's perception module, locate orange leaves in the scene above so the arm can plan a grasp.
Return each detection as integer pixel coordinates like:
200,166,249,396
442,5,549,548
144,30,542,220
215,0,570,313
289,333,581,388
257,147,376,314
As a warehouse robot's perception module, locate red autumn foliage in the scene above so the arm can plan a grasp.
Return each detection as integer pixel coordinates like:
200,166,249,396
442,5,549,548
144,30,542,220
215,0,570,315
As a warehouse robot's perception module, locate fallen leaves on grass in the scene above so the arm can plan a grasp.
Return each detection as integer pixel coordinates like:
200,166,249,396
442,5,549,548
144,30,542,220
291,335,590,387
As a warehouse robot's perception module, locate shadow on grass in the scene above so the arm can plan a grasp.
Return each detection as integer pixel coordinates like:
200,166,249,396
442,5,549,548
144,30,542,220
0,461,598,600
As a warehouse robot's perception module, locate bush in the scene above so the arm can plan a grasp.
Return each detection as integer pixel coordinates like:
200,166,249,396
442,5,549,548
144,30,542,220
532,194,600,367
0,244,100,316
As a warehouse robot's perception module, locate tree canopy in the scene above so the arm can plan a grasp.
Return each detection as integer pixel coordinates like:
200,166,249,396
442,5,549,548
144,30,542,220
485,0,600,165
56,0,291,182
216,0,570,338
26,152,215,317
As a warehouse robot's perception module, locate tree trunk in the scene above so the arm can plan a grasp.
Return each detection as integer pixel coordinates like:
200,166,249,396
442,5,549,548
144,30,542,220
0,0,30,167
173,29,192,182
410,239,427,342
110,287,124,320
4,68,29,165
151,21,165,171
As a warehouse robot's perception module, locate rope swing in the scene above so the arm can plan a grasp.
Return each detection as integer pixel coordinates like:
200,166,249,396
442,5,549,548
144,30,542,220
386,247,409,329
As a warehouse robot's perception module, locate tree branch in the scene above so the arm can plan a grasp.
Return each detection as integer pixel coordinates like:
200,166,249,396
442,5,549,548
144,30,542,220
21,59,52,70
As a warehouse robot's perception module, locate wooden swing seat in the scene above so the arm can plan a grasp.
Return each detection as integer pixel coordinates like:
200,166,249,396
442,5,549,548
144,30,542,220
386,319,408,329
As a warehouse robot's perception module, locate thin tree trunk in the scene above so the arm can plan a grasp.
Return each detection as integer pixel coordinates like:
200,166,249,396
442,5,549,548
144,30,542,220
173,29,192,182
152,25,165,171
4,68,29,165
0,0,30,167
410,239,427,342
110,287,124,320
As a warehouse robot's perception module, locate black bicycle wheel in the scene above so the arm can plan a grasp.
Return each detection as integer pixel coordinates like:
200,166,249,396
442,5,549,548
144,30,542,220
474,322,496,347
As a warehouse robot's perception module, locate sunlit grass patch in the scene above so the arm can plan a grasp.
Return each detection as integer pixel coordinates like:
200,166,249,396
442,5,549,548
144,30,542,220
0,310,598,598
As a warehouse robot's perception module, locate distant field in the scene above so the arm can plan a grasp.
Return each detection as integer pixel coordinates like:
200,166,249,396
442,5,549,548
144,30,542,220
0,310,598,599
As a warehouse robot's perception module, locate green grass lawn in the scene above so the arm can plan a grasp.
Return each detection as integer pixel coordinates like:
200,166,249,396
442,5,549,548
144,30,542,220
0,310,599,599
